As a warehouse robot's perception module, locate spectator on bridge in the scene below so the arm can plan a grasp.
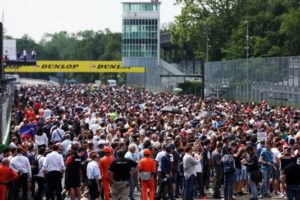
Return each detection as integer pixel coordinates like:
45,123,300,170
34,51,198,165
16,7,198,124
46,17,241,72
23,49,27,62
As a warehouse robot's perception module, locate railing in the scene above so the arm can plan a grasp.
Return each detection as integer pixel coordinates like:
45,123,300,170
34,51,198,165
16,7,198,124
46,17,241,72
0,81,15,145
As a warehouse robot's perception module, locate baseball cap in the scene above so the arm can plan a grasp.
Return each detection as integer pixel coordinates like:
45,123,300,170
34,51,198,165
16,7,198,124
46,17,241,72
143,149,151,156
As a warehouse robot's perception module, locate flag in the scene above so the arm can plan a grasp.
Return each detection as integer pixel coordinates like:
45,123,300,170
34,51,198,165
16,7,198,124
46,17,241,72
19,124,37,138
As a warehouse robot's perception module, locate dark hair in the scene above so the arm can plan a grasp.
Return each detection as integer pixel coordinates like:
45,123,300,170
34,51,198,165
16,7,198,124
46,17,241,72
53,144,59,151
117,149,126,158
185,146,192,153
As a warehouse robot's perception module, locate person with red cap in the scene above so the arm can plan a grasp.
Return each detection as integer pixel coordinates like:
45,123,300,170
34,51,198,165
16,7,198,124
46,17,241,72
99,147,114,200
138,149,156,200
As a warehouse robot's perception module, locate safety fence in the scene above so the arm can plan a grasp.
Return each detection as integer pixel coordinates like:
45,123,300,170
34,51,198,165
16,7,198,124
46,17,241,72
205,56,300,106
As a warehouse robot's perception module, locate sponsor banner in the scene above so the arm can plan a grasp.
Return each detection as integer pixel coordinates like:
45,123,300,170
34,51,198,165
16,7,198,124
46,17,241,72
4,61,145,73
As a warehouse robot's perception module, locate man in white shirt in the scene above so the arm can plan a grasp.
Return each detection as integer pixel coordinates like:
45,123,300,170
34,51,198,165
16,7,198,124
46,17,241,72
125,144,139,200
87,151,102,200
183,145,199,200
9,147,32,200
43,144,65,200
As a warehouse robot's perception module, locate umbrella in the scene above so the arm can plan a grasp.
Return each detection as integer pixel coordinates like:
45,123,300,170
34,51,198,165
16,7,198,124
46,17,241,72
68,79,77,83
161,106,182,114
199,111,211,118
173,88,183,94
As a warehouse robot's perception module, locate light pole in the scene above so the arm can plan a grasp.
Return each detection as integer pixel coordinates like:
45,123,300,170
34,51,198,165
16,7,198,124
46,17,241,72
244,20,249,101
203,25,210,63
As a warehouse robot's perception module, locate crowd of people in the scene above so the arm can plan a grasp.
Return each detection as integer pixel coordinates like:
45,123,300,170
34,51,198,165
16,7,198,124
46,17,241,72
1,83,300,200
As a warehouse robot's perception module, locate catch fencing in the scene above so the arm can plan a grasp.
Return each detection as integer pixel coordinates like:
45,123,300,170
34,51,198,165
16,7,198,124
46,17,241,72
205,56,300,106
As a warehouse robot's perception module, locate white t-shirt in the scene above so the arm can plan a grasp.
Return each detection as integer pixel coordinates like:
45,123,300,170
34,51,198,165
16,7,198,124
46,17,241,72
35,133,48,146
155,151,174,172
193,152,203,173
271,147,281,164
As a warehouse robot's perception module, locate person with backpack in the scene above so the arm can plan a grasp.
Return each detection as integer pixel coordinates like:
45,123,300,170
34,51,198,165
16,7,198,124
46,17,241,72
156,145,175,200
212,142,223,199
34,148,46,200
242,145,260,200
222,147,236,200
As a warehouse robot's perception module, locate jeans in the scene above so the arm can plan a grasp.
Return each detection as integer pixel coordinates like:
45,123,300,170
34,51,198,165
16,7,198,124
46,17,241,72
185,175,195,200
213,168,223,197
157,176,174,200
129,175,135,200
286,185,300,200
196,172,206,197
224,173,234,200
261,169,271,196
46,171,62,200
13,173,28,200
203,168,211,189
35,176,46,200
248,173,258,200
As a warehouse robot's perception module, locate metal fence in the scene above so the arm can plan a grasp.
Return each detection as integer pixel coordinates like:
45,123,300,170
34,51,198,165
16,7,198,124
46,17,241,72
205,56,300,106
0,82,15,145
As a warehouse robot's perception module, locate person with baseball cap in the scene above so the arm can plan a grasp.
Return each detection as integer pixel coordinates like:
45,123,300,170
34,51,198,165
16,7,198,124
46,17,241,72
138,149,156,200
99,147,114,200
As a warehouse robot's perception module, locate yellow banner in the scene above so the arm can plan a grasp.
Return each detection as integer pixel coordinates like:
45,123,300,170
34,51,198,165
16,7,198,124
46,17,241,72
4,61,145,73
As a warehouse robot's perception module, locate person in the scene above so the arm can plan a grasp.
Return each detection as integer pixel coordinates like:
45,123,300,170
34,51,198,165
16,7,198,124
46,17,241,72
282,155,300,200
0,158,19,200
9,147,32,200
183,144,200,200
242,145,259,200
87,151,102,200
156,145,175,200
125,144,139,200
34,147,46,200
23,49,27,61
51,125,65,143
43,144,65,200
109,149,137,200
259,141,273,198
193,143,206,199
222,147,236,200
212,142,223,199
99,146,114,200
65,145,82,200
138,149,156,200
4,50,9,62
31,50,37,61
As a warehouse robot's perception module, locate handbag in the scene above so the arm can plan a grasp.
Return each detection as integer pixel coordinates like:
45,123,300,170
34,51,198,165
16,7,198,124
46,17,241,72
251,170,263,182
140,172,151,181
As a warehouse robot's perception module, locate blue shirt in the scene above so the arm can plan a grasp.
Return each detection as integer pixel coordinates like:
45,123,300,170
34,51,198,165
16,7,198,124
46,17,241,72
87,160,101,180
260,149,273,171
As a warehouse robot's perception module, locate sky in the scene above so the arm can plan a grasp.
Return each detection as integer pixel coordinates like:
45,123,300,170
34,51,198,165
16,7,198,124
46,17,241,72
0,0,182,42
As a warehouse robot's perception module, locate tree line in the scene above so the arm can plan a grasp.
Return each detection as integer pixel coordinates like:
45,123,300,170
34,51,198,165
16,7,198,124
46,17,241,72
171,0,300,61
5,29,122,82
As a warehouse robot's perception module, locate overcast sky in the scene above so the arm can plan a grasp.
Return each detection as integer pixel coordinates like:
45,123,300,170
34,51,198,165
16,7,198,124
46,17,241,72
0,0,182,42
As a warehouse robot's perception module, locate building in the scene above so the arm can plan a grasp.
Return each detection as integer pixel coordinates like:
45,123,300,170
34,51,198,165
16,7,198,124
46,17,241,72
122,1,160,89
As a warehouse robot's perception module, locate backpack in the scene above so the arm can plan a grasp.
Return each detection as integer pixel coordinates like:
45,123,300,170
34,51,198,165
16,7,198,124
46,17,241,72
32,155,42,175
223,155,235,174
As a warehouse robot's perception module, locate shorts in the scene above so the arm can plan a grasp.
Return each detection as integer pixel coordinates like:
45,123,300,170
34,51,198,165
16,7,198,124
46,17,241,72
272,165,280,180
234,168,242,184
65,175,81,189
